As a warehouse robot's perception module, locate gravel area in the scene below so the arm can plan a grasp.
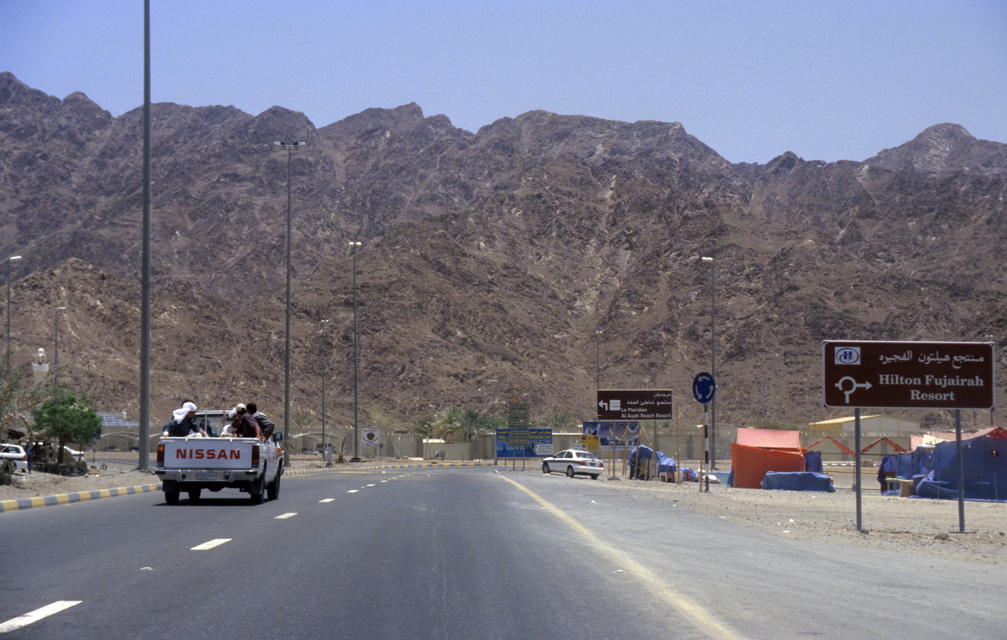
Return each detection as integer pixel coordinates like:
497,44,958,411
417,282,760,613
4,456,1005,565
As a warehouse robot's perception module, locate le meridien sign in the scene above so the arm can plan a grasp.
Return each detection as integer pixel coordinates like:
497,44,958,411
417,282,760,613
822,340,994,409
597,390,673,420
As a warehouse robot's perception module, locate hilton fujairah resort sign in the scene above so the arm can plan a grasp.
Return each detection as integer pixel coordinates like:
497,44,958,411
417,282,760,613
822,340,994,410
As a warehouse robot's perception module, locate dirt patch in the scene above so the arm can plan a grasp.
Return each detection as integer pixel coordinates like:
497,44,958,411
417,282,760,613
598,472,1007,564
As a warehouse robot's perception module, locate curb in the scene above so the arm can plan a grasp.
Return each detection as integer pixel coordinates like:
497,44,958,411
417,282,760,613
0,462,494,513
0,484,162,513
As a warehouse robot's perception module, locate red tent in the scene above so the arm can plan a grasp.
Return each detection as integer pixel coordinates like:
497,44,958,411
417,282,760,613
731,429,805,489
735,428,802,450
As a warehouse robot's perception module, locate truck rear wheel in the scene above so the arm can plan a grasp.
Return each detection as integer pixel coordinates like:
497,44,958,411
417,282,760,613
249,476,264,504
266,468,282,501
163,480,180,505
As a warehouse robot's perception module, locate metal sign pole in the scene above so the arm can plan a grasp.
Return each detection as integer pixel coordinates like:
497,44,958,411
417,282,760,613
701,404,707,493
956,409,965,533
609,424,616,480
855,408,862,532
675,406,681,484
652,420,658,480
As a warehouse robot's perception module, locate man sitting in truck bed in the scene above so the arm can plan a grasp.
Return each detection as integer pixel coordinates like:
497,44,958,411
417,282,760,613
246,403,275,439
234,404,263,440
162,402,207,438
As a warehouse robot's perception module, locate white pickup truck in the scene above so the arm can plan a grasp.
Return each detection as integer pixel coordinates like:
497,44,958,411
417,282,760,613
156,419,284,504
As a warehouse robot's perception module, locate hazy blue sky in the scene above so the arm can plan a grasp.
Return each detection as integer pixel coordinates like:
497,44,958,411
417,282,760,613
2,0,1004,163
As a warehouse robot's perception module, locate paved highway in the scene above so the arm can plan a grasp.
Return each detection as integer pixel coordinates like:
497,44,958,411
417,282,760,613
2,467,1003,639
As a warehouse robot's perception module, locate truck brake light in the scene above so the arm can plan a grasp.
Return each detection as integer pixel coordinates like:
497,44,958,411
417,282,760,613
251,445,259,467
156,444,164,466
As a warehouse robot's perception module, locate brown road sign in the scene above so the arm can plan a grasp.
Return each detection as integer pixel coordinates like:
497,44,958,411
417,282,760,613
822,340,994,409
597,389,673,420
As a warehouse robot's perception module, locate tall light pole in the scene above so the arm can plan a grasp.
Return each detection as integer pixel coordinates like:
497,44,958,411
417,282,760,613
139,0,151,471
54,306,66,385
701,256,717,469
5,255,22,370
321,319,330,466
349,241,362,462
273,140,306,464
595,330,603,390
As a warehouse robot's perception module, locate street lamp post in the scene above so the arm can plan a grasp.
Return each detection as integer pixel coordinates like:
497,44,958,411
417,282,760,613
349,241,362,462
701,256,717,469
5,255,22,370
55,306,66,385
273,140,306,464
321,319,330,466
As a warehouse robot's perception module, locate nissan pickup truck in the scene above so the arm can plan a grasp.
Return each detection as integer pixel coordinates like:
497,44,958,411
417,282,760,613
156,421,284,505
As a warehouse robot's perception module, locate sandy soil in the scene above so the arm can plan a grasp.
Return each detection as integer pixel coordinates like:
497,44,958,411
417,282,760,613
4,456,1005,565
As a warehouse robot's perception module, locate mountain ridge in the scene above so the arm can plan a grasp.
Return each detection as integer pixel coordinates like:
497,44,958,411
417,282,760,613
2,71,1006,434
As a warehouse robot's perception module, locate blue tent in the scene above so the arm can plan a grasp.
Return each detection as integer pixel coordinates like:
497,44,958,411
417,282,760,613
628,445,653,479
760,471,835,492
656,451,676,475
914,431,1007,501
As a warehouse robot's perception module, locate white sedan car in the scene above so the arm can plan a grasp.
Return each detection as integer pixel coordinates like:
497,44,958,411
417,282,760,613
541,449,604,479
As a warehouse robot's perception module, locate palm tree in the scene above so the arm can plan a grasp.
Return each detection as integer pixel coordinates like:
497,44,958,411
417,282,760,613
410,416,433,438
431,407,464,442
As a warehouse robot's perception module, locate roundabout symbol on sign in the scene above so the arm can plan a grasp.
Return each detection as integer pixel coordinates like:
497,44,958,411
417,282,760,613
692,372,716,404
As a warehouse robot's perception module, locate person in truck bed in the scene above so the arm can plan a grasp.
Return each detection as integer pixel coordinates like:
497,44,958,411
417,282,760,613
219,407,239,437
234,404,263,440
162,401,206,438
246,403,275,439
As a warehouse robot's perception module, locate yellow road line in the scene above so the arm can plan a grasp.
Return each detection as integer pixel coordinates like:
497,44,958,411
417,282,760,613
500,475,747,640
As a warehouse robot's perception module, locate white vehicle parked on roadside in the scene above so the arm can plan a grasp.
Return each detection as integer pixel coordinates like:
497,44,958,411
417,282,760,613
0,443,28,473
541,449,604,479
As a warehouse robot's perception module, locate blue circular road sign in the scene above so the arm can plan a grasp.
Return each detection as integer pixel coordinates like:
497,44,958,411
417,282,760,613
692,372,716,404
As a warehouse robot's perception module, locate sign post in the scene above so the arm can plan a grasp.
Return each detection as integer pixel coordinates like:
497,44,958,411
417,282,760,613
693,373,716,492
823,340,994,532
508,402,529,471
597,391,670,480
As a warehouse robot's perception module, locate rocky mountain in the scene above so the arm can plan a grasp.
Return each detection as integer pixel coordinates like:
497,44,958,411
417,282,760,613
2,72,1006,433
865,123,1007,177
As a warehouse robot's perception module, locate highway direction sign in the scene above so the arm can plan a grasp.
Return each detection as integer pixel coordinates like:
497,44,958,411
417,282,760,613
822,340,994,409
596,390,673,420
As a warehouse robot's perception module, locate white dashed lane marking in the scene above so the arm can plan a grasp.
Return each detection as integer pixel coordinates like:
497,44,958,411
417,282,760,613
191,538,231,551
319,498,335,503
0,601,81,634
275,513,298,519
347,490,359,494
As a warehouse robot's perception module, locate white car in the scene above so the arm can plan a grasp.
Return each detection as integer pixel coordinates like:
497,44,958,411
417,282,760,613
541,449,604,479
0,443,28,473
64,447,85,462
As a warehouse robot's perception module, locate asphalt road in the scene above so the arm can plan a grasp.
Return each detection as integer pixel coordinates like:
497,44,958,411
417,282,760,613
1,467,1003,639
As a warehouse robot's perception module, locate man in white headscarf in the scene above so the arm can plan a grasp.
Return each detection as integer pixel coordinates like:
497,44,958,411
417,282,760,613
161,401,206,438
